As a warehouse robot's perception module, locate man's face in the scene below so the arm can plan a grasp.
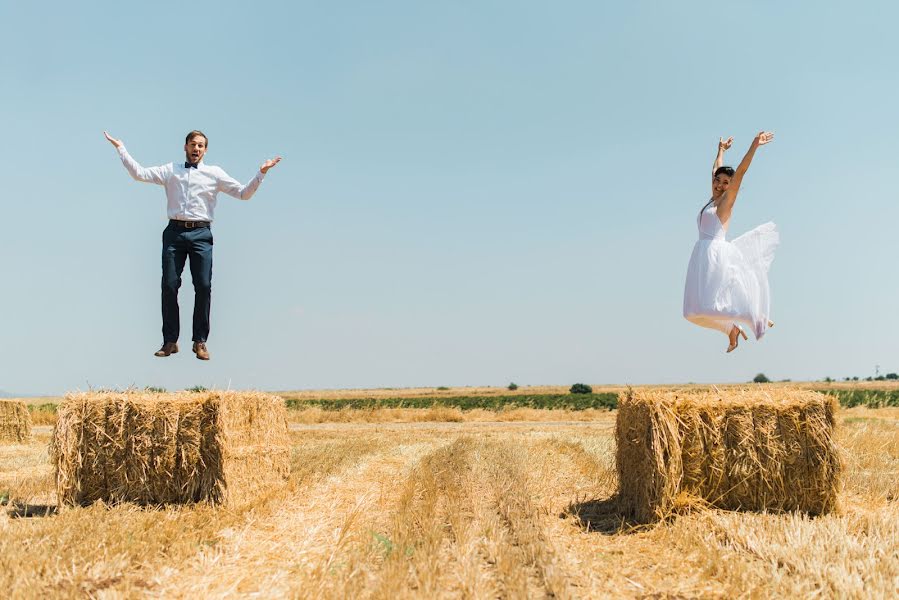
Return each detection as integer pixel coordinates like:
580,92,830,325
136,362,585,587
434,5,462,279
184,136,208,164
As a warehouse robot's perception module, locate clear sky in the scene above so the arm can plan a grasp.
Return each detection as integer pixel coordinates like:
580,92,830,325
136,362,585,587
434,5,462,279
1,1,897,394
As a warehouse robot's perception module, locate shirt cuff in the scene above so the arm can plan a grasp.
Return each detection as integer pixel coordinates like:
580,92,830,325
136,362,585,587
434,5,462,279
117,146,127,156
257,170,266,180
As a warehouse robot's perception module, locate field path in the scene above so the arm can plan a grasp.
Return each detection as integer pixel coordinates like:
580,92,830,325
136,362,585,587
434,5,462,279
148,435,443,598
146,424,621,599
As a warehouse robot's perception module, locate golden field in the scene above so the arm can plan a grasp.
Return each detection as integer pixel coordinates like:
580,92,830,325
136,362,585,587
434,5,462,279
0,386,897,599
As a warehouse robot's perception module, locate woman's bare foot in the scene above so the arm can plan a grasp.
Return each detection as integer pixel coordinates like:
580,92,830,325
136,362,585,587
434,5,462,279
726,325,748,353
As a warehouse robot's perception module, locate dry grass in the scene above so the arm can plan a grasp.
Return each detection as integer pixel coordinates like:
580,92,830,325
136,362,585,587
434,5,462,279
0,430,385,598
1,408,896,598
0,399,31,444
27,409,58,426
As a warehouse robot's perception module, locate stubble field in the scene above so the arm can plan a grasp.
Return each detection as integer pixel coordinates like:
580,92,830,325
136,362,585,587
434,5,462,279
1,394,897,598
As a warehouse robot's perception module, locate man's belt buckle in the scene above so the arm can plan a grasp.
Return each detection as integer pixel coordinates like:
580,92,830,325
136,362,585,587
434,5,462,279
184,221,196,229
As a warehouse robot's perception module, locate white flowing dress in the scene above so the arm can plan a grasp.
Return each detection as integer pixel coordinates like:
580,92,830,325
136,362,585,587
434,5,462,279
683,202,779,339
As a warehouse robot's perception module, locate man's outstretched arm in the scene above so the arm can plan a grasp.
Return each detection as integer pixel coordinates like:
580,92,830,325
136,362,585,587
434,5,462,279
104,131,169,185
217,156,282,201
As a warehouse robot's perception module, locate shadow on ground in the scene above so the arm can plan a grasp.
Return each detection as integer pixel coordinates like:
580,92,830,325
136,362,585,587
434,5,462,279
7,503,58,518
563,495,647,535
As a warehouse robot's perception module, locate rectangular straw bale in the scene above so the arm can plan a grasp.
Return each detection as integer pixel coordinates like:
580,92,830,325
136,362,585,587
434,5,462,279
0,399,32,444
615,389,842,522
51,390,290,506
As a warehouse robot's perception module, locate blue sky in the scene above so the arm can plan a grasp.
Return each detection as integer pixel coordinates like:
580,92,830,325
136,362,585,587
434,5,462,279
1,1,897,394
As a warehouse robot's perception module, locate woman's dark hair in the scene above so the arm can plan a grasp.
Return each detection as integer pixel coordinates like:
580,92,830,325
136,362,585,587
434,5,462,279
714,166,735,178
700,166,736,220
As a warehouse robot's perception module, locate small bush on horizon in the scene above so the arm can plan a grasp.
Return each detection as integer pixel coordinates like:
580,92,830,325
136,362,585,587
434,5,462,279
753,373,771,383
569,383,592,394
508,382,519,391
145,386,166,393
436,386,450,391
186,385,208,393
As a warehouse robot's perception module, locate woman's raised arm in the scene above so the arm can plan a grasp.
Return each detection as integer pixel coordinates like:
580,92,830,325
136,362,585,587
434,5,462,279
718,131,774,223
712,136,733,196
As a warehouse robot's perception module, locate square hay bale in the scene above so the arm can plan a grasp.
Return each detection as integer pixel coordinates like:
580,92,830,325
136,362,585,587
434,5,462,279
0,399,32,444
615,389,842,522
51,390,290,506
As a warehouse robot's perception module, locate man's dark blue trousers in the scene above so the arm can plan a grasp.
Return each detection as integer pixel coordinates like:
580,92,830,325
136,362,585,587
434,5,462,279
161,220,213,344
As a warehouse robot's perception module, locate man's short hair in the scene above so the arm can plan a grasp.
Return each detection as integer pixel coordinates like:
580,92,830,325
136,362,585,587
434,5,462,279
185,130,208,146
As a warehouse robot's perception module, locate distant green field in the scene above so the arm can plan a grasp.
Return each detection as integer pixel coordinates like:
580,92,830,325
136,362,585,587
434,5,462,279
283,388,899,412
283,393,620,411
22,388,899,421
822,388,899,408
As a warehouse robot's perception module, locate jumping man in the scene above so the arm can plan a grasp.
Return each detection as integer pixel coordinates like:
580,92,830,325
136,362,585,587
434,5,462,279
104,130,281,360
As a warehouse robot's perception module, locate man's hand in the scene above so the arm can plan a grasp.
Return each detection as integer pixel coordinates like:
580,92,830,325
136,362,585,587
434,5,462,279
104,131,123,148
260,156,282,174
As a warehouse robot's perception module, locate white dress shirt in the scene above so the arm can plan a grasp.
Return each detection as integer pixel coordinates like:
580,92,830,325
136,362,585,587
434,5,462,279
116,146,266,222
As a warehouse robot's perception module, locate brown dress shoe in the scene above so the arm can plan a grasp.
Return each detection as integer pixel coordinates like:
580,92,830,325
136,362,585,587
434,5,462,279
192,342,210,360
154,342,178,357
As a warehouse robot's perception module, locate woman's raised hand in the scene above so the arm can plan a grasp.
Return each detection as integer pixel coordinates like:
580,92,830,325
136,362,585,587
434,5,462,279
754,131,775,146
718,136,734,151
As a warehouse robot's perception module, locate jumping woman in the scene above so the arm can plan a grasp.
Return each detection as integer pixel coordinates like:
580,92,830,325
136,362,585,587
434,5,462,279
683,132,778,352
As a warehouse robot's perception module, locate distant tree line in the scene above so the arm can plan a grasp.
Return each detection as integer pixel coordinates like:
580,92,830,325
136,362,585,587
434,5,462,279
821,373,898,383
752,372,898,384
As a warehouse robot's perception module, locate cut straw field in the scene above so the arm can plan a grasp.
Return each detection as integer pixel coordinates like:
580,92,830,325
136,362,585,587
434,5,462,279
1,401,897,598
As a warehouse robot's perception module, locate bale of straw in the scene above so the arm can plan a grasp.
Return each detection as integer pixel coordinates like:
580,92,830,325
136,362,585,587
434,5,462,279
51,390,290,506
615,389,842,522
0,399,32,444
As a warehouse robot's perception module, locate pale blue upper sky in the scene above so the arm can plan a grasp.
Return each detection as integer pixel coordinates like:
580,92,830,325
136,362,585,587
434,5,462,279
1,1,897,394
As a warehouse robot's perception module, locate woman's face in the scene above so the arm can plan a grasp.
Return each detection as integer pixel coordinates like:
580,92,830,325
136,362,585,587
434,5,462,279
713,173,732,198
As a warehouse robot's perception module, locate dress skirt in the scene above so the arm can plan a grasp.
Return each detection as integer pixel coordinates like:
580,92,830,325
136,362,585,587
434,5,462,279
683,222,779,339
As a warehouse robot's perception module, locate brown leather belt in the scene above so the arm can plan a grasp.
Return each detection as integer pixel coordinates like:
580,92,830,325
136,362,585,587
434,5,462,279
169,220,211,229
